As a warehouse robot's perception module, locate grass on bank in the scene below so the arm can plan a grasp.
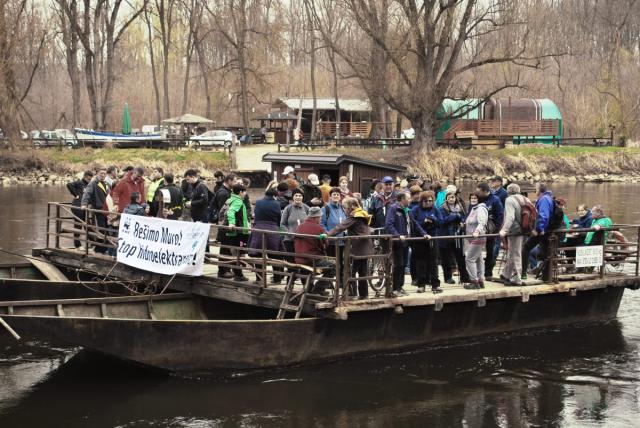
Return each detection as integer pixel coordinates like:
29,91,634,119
0,148,228,174
332,145,640,179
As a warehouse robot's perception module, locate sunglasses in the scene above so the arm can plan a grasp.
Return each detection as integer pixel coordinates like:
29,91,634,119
424,199,434,202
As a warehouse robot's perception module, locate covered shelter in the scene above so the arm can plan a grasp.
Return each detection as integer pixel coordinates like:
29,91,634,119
271,97,373,139
163,113,215,137
253,112,303,144
262,152,406,196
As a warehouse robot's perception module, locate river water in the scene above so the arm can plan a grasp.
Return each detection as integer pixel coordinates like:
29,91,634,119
0,184,639,427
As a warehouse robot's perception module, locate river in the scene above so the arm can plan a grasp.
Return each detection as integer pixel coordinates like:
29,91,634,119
0,183,639,427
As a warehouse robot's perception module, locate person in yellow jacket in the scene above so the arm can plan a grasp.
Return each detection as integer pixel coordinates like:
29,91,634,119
146,167,164,204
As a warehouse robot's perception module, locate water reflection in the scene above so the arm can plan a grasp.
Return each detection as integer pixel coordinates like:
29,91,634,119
0,321,635,427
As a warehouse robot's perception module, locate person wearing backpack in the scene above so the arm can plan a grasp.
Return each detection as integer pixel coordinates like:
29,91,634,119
223,183,251,281
476,182,504,281
499,183,532,286
521,183,559,282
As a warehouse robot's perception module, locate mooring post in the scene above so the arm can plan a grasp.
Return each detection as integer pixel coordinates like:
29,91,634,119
84,208,89,255
46,203,51,248
342,239,352,301
385,236,393,298
333,239,341,305
55,204,61,249
261,232,267,288
636,226,640,277
548,234,558,284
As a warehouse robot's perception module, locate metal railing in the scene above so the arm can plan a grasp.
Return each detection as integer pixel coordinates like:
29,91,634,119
45,203,640,304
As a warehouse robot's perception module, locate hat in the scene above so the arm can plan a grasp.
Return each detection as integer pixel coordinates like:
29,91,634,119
490,175,503,182
382,176,394,183
283,165,295,175
308,173,320,186
308,207,322,218
446,184,457,195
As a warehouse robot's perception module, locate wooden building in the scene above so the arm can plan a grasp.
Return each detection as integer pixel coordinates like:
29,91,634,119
262,152,406,196
271,97,374,139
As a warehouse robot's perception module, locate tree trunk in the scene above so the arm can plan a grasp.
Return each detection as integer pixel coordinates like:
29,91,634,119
194,30,211,119
238,46,250,135
329,50,340,139
181,35,194,115
145,9,162,126
59,2,81,128
412,114,437,156
0,0,21,151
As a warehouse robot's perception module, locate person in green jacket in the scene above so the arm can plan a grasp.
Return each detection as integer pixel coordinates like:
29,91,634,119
584,205,613,245
146,167,165,204
224,183,250,281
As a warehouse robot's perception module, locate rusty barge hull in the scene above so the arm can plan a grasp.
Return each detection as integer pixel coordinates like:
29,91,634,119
0,285,626,374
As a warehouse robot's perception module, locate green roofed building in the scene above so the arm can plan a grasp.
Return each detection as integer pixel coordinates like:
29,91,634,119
436,98,563,144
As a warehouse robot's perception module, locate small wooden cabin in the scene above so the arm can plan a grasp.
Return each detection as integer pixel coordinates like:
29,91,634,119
262,153,406,196
271,98,373,139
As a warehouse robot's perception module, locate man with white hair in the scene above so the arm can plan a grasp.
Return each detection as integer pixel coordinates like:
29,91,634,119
499,183,529,286
584,204,612,246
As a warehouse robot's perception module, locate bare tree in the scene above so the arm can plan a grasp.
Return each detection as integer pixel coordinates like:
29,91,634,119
54,0,81,128
143,6,162,126
0,0,46,150
59,0,148,129
341,0,557,153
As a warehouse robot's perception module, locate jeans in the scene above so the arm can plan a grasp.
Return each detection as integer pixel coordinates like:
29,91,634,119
392,243,409,291
440,241,470,283
484,236,498,278
351,258,369,298
413,241,440,289
522,233,551,281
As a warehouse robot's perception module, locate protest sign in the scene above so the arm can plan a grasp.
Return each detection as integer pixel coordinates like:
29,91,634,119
117,214,210,276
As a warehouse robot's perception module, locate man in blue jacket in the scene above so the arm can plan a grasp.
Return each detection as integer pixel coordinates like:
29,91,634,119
385,192,412,296
476,182,504,280
321,187,347,270
522,183,555,281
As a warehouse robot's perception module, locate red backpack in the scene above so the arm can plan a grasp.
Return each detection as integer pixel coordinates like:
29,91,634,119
518,196,537,233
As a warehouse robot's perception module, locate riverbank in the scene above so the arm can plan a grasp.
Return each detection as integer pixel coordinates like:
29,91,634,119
336,146,640,183
2,145,640,185
0,148,228,185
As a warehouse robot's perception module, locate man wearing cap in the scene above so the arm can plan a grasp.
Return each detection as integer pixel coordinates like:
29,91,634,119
283,165,300,190
301,173,324,207
490,175,508,206
319,174,332,203
369,175,398,229
294,206,334,295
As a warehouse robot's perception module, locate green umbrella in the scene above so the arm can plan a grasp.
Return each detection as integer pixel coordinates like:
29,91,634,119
122,103,131,134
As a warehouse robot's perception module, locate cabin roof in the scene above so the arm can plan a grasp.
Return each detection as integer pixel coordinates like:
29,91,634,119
262,152,406,171
253,112,301,121
274,97,372,112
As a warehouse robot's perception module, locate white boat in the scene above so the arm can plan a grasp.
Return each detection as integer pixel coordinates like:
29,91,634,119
74,128,164,143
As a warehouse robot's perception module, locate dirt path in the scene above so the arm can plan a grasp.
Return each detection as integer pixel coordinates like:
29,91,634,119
235,144,277,171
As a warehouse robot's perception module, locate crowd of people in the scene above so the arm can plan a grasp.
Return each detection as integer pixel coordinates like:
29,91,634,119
68,165,614,299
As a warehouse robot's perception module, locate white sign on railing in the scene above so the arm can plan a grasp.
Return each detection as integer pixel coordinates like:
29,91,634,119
117,214,210,276
575,245,604,268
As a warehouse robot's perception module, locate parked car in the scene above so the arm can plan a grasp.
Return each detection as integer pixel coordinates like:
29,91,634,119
238,128,263,144
31,130,78,148
189,130,239,148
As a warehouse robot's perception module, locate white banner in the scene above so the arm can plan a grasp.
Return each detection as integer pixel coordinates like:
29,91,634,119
117,214,210,276
575,245,604,268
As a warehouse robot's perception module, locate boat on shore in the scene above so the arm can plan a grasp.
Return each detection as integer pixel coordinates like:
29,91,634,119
74,128,165,148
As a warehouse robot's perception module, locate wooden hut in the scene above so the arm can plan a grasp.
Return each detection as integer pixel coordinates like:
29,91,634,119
271,98,374,139
262,153,406,196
